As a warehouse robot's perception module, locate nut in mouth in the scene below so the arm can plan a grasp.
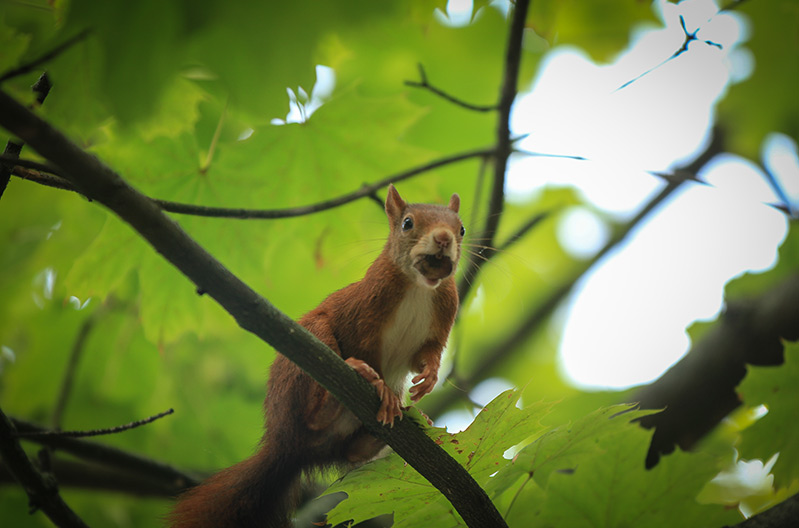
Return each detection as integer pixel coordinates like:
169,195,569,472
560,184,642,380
414,253,454,281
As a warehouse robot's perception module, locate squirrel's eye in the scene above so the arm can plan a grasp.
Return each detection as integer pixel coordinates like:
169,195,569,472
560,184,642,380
460,225,466,237
402,217,414,231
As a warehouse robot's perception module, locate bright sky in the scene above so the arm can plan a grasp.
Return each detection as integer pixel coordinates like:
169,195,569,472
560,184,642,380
504,0,795,389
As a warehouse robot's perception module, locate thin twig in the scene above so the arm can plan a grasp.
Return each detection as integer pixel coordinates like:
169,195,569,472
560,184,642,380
513,148,588,161
0,31,90,83
405,63,497,112
18,409,175,439
51,314,99,430
0,406,89,528
2,146,496,219
457,210,550,303
10,416,199,489
616,15,723,91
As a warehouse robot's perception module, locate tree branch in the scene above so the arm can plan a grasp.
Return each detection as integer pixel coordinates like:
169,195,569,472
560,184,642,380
0,72,51,199
0,31,89,83
0,456,190,498
457,210,550,305
18,410,175,440
429,128,726,418
0,406,89,528
405,63,497,112
459,0,530,296
0,89,508,527
10,417,199,490
51,313,98,431
1,146,496,219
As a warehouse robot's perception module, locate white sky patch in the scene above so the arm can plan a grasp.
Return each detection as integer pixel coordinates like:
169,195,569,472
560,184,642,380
272,65,336,125
504,0,790,389
556,207,611,259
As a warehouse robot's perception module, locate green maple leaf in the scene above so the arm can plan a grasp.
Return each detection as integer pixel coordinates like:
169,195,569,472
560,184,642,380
324,390,551,527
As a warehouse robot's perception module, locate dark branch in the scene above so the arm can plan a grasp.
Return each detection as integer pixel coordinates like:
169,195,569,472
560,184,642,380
0,89,508,528
0,141,23,199
0,72,52,200
2,146,496,219
17,410,174,440
154,147,495,218
0,31,90,83
460,0,530,297
405,63,497,112
0,407,89,528
1,456,191,498
10,417,199,490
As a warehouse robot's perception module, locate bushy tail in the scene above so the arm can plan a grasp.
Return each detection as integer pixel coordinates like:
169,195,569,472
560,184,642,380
169,447,302,528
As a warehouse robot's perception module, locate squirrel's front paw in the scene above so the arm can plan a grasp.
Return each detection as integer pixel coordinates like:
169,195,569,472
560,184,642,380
409,367,438,402
345,357,403,426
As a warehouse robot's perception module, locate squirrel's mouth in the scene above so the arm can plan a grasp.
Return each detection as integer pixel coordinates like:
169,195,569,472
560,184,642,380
414,253,454,282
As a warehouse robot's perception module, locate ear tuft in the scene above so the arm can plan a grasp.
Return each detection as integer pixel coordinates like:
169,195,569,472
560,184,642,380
448,193,460,213
385,184,406,221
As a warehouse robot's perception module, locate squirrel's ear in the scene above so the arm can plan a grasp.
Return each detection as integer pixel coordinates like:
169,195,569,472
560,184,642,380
448,193,460,213
385,184,406,220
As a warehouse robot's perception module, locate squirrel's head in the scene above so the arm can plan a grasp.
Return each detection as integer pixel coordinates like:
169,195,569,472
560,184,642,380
385,184,463,289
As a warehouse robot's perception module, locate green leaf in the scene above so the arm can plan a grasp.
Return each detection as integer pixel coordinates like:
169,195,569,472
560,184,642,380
526,0,657,62
0,14,31,74
738,340,799,489
719,0,799,158
324,390,551,526
502,404,656,491
536,422,739,527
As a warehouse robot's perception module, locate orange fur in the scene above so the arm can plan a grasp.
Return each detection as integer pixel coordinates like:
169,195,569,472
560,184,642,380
170,185,463,527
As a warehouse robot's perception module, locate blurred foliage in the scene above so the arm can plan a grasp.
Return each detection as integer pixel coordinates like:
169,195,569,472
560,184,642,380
716,0,799,158
738,340,799,489
0,0,796,527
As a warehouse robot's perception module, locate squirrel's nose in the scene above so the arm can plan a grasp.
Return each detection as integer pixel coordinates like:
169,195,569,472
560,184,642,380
433,229,453,249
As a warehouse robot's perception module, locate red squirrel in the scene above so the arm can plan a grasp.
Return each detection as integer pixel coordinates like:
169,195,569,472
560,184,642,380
170,184,463,528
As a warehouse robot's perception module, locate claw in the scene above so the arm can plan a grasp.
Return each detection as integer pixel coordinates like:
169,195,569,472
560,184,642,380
409,366,438,402
345,357,403,426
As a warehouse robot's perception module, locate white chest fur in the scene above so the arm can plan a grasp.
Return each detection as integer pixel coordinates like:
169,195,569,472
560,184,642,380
380,284,435,395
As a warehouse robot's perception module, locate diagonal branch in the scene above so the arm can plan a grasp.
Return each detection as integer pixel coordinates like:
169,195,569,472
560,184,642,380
457,210,550,303
405,63,498,112
429,128,726,418
0,89,508,528
0,406,89,528
0,31,90,84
